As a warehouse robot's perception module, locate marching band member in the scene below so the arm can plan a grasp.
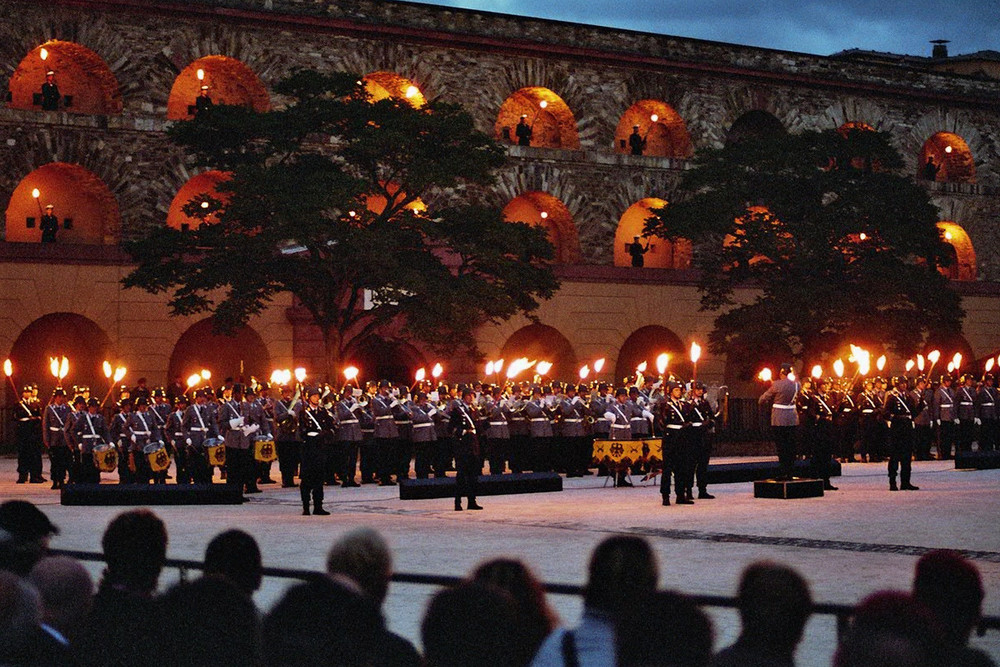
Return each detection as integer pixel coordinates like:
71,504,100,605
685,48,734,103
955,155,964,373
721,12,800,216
183,389,218,484
484,386,511,475
933,374,958,460
558,384,588,477
75,398,109,483
977,374,998,452
913,376,935,460
256,383,278,485
13,384,44,484
128,396,162,484
410,391,440,479
273,384,301,488
42,389,72,490
687,381,717,499
335,388,363,486
956,374,978,455
63,394,87,485
371,380,401,486
524,386,554,473
857,379,882,463
807,377,837,491
164,395,190,484
109,398,132,484
604,387,634,488
299,387,332,515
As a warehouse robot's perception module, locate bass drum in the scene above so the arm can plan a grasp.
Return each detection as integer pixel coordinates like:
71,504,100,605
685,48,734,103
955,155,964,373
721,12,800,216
93,444,118,473
253,435,277,463
143,441,172,473
205,437,226,467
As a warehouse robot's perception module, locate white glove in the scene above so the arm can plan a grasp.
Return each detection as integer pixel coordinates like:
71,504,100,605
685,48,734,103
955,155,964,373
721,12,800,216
242,423,260,436
186,438,192,446
130,434,136,443
429,391,439,403
428,408,438,417
604,411,616,422
350,402,361,413
955,419,961,425
573,396,582,405
352,388,362,398
229,417,244,429
390,399,399,408
642,410,654,420
975,418,982,425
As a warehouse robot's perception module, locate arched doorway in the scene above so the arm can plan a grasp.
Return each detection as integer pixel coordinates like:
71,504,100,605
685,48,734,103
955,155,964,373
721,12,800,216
362,71,425,107
615,325,685,384
6,313,113,404
918,132,975,183
5,163,120,244
502,192,580,264
725,110,785,146
168,318,271,385
343,336,427,385
614,100,692,158
7,40,122,115
495,87,579,149
614,198,691,269
166,171,232,231
166,55,271,120
937,221,976,281
500,324,577,381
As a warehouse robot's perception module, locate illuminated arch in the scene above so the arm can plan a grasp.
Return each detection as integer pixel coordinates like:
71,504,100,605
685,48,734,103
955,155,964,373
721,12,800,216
918,132,975,183
166,55,271,120
837,121,875,136
166,171,231,231
614,199,691,269
500,324,577,381
937,221,976,281
362,71,425,107
5,163,121,244
725,110,785,146
168,318,271,384
722,206,786,265
362,182,427,217
614,100,692,158
614,325,686,383
8,40,122,115
6,313,112,403
502,192,580,264
495,87,579,149
344,336,427,384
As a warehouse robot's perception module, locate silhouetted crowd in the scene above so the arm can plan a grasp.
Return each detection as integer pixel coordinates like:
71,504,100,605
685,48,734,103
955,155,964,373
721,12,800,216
0,499,995,667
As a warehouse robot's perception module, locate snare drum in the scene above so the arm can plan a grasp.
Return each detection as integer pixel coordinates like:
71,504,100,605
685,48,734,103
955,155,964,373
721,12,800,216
143,442,172,473
93,444,118,473
205,438,226,467
253,436,277,463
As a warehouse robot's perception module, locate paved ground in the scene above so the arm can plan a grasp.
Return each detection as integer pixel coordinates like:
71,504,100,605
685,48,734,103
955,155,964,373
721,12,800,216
2,456,998,665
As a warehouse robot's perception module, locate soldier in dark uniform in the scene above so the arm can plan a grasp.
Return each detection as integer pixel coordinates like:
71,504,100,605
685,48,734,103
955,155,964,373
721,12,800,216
955,374,979,454
628,125,646,155
913,376,935,461
75,398,109,483
514,114,532,146
194,85,213,116
759,363,801,480
40,70,60,111
857,379,881,462
505,384,528,474
626,236,652,268
109,398,133,483
183,389,217,484
165,395,190,484
358,388,377,482
335,388,363,486
933,374,957,460
807,377,838,490
273,385,301,487
658,381,691,505
42,389,72,489
922,156,940,181
482,386,509,475
131,378,152,403
40,205,59,243
450,388,483,511
833,385,859,462
523,386,554,472
371,380,401,485
687,381,717,499
127,396,162,484
219,385,253,496
299,387,332,515
884,376,923,491
13,385,44,483
64,394,87,485
977,374,998,452
409,391,439,479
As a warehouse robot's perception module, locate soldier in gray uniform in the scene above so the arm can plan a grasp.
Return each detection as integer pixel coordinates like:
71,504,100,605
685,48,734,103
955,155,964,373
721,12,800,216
273,385,301,487
758,363,800,480
913,376,935,461
371,381,401,485
432,385,454,477
933,375,958,460
109,398,132,484
128,397,162,484
627,387,653,440
75,398,109,483
955,374,979,454
335,389,363,486
393,383,414,481
219,385,256,496
506,385,528,473
977,374,998,452
64,394,86,485
165,396,190,483
183,389,218,484
523,386,554,472
558,384,588,477
484,386,511,475
256,383,278,485
42,389,73,489
409,391,440,478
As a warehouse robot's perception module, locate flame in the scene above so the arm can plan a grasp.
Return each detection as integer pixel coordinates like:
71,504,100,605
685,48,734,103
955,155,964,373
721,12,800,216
343,366,359,381
3,359,12,377
50,357,59,379
536,361,552,376
876,355,886,372
656,353,669,376
758,368,772,382
905,360,915,372
294,367,306,383
690,342,701,364
636,361,648,373
32,188,40,199
494,359,504,373
928,350,941,364
415,367,426,382
947,362,955,373
833,359,845,377
103,361,113,378
485,361,494,376
431,363,443,378
113,367,126,383
594,358,605,373
270,370,282,385
953,352,962,369
811,365,822,379
986,358,995,373
917,354,925,371
40,48,49,61
579,365,590,380
187,374,201,388
201,369,211,380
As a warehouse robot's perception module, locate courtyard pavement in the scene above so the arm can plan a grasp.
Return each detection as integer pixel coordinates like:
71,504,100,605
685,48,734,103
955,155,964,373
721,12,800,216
2,456,998,665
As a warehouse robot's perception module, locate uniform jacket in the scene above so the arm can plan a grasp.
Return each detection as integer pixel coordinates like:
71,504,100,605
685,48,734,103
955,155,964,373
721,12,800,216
759,377,800,427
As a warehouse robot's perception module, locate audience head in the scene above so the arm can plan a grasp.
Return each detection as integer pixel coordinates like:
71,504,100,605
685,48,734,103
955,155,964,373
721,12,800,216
421,581,521,667
0,500,59,577
0,571,42,658
834,590,942,667
471,558,558,662
204,529,263,597
101,509,167,595
325,527,392,606
617,590,713,667
736,561,812,654
583,535,658,615
912,549,984,647
28,556,93,642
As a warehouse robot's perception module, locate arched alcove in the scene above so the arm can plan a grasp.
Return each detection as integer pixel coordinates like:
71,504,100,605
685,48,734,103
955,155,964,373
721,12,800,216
725,110,785,146
937,221,976,281
7,40,122,115
614,198,691,269
5,163,120,244
168,318,271,385
502,192,580,264
166,171,231,231
500,324,577,381
343,336,427,384
362,71,425,107
918,132,975,183
614,100,692,158
166,55,270,120
495,87,579,149
614,325,686,383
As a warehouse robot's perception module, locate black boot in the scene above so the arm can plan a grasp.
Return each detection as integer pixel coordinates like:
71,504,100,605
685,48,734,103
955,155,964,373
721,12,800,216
698,489,715,499
467,498,483,510
313,504,330,516
823,480,838,491
454,498,463,511
889,478,898,491
661,494,670,506
302,504,310,516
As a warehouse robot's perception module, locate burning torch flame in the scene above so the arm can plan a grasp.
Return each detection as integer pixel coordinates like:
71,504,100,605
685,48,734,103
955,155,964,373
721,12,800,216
917,354,925,371
947,362,955,373
343,366,359,381
834,359,845,378
953,352,962,369
3,359,12,377
415,368,426,382
811,365,822,379
928,350,941,364
485,361,494,376
656,353,669,376
758,368,772,382
294,368,306,383
187,374,201,388
876,355,886,372
431,363,443,379
103,361,113,378
405,85,419,99
494,359,504,374
986,358,995,373
594,358,605,373
113,367,126,383
905,360,915,373
579,365,590,380
636,361,648,373
40,48,49,61
201,369,212,380
536,361,552,376
690,342,701,364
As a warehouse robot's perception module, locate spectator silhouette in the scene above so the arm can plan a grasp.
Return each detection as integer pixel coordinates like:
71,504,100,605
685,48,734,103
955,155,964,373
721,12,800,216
28,555,93,650
834,590,943,667
422,581,522,667
711,561,812,667
0,500,59,577
618,590,714,667
204,529,263,598
0,570,69,666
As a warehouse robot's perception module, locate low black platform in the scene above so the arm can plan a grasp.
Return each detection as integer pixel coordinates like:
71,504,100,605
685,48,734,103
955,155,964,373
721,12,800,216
753,478,825,499
955,451,1000,470
61,483,245,506
399,472,562,500
707,459,841,485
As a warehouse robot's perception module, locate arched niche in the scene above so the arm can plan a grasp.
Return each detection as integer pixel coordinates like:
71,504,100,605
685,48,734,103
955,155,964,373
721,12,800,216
166,55,271,120
168,318,271,385
6,313,113,403
362,71,425,107
725,110,785,146
7,40,122,115
343,336,427,384
166,171,232,231
614,198,691,269
495,87,579,149
937,221,976,281
614,100,693,158
502,192,580,264
500,324,577,381
918,132,975,183
5,162,120,244
614,325,686,384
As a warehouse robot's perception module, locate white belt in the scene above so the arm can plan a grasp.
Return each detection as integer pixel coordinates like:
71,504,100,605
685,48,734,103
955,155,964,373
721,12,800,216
959,402,973,406
630,417,644,422
190,427,208,431
82,434,101,439
862,409,875,413
564,419,582,423
774,404,796,409
305,431,320,437
173,432,184,436
666,424,683,430
376,415,394,420
530,418,547,422
489,421,508,426
340,419,359,424
981,403,995,406
690,422,704,427
133,430,150,435
412,423,433,429
842,408,852,412
18,418,33,421
49,427,62,431
940,404,953,408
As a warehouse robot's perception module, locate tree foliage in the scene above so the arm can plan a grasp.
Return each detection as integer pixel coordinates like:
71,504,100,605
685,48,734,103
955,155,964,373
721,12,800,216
644,128,964,377
123,70,558,376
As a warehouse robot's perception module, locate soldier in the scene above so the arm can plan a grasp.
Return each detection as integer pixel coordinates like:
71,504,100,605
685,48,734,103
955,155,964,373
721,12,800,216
687,381,717,499
506,384,528,474
358,387,377,483
165,395,190,484
219,385,256,496
150,389,171,479
194,85,213,116
335,388,363,486
39,204,59,243
13,385,44,484
273,385,301,487
523,386,555,472
299,387,332,516
884,376,923,491
128,397,162,484
833,384,859,463
371,380,401,486
626,236,652,268
409,391,440,479
450,388,483,511
247,384,276,485
913,376,935,461
628,124,646,155
977,374,998,452
933,374,958,460
109,398,133,484
658,381,691,505
558,384,588,477
955,374,979,454
627,386,653,440
758,363,800,480
64,394,87,485
40,70,61,111
75,398,109,483
392,383,414,482
514,114,532,146
42,389,72,489
131,378,152,403
807,377,838,490
857,379,882,463
183,389,218,484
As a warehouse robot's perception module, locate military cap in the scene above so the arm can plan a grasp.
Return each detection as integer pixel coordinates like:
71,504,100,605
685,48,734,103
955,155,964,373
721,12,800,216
151,388,166,398
135,396,149,407
72,395,86,406
87,397,101,408
615,386,628,396
892,375,909,387
306,386,322,397
52,388,65,398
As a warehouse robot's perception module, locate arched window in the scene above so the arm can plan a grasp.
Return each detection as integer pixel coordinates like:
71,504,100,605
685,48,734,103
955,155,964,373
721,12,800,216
5,163,120,244
500,324,577,380
166,171,231,231
169,318,271,384
362,71,425,107
725,110,785,146
614,199,691,269
918,132,975,183
167,55,270,120
615,325,686,383
614,100,692,158
495,87,579,149
344,336,427,384
8,41,122,115
502,192,580,264
936,221,976,281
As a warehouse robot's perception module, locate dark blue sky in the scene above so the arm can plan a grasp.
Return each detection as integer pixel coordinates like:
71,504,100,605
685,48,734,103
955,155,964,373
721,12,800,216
404,0,998,56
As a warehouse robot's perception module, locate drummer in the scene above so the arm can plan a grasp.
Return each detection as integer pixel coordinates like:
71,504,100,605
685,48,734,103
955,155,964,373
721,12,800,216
128,396,163,484
183,389,218,484
165,395,190,484
75,398,109,483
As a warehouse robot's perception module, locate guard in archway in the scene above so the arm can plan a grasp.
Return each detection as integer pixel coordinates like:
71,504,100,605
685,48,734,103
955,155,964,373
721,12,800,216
627,236,652,267
628,124,646,155
194,85,213,116
40,70,60,111
40,205,59,243
515,114,533,146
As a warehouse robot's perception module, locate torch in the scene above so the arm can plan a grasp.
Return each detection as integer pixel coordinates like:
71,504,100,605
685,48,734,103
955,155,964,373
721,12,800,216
952,352,962,375
876,355,886,374
917,354,925,373
811,365,823,381
535,361,552,385
201,369,213,390
412,367,426,394
343,366,359,388
484,361,495,384
4,358,18,395
655,352,669,380
757,367,773,383
102,366,127,407
926,350,941,378
32,188,45,218
833,358,845,391
690,342,701,381
579,365,590,383
984,357,994,381
432,363,443,383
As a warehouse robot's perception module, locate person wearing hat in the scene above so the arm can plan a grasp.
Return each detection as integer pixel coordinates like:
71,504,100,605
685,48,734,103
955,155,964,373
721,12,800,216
450,388,483,511
64,394,87,485
932,374,958,460
371,380,401,486
219,384,258,496
515,113,533,146
912,376,935,461
335,387,364,486
75,398,110,484
274,384,302,487
165,395,190,484
628,124,646,155
128,396,163,484
410,391,440,479
42,389,72,490
659,381,692,504
39,203,59,243
955,374,979,455
626,235,653,268
183,389,218,484
109,397,133,483
557,384,588,477
857,378,881,463
884,376,923,491
0,500,59,577
13,384,44,484
40,70,60,111
806,377,838,491
688,381,718,499
523,385,555,472
758,363,801,481
195,84,213,116
976,374,998,452
298,387,332,515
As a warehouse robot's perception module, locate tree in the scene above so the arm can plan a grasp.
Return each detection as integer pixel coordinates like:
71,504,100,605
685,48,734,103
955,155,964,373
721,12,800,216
123,71,558,378
644,128,964,379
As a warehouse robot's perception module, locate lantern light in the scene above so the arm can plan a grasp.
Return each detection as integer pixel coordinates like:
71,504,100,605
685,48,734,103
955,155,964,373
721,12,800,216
811,365,822,379
539,100,548,109
113,367,126,383
650,114,658,122
40,48,49,61
655,353,669,376
859,232,867,241
539,211,548,219
876,355,886,372
432,363,443,379
103,361,113,378
594,358,605,373
415,368,426,382
343,366,359,381
200,201,210,209
32,188,40,199
196,68,205,81
579,365,590,380
945,145,953,154
834,359,845,377
3,359,12,377
758,368,772,382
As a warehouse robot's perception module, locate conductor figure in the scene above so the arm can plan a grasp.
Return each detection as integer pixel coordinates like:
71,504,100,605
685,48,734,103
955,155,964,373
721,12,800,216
515,114,533,146
628,125,646,155
626,235,652,267
40,205,59,243
40,71,60,111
